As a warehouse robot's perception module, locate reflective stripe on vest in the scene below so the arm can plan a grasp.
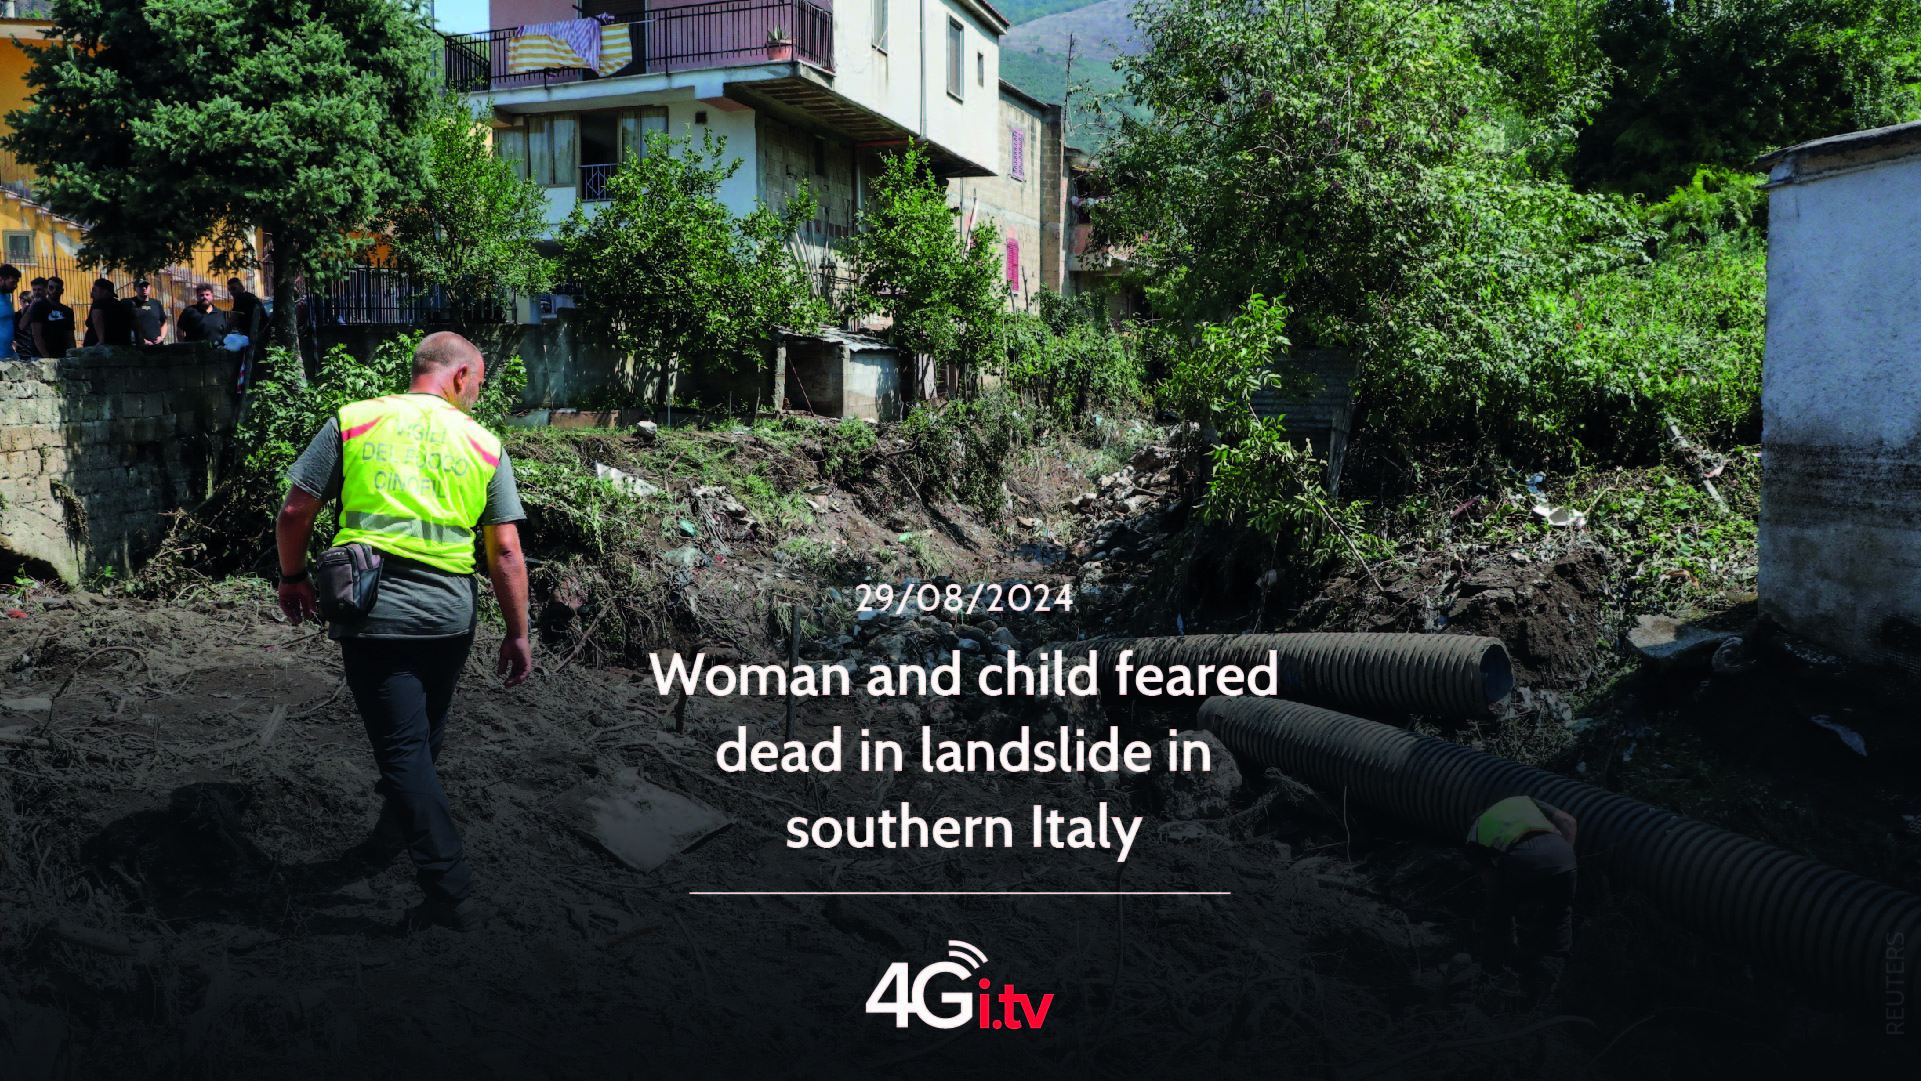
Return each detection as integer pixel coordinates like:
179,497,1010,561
1469,796,1555,853
331,394,501,576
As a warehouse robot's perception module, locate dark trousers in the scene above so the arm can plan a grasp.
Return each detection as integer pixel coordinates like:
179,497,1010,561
341,634,475,904
1489,864,1576,985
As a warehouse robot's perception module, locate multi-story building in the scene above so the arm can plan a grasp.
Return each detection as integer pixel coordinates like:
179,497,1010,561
448,0,1017,281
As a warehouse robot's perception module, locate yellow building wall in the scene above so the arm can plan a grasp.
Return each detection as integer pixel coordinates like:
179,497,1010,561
0,19,264,325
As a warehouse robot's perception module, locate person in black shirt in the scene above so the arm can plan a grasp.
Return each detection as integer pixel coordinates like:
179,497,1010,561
226,276,261,338
14,277,43,358
177,284,229,344
83,278,135,348
128,279,168,345
28,277,76,358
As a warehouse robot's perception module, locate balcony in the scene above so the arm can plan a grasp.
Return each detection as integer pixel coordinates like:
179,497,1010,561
444,0,834,93
581,163,618,202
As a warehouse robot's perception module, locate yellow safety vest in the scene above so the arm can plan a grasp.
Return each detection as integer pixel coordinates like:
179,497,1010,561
1469,796,1556,853
332,393,501,575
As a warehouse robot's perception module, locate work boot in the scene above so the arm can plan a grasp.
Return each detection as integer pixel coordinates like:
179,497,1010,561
402,897,483,933
342,812,407,876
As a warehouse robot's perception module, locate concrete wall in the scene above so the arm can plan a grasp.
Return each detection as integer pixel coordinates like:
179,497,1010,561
1760,140,1921,677
0,345,234,584
314,315,648,410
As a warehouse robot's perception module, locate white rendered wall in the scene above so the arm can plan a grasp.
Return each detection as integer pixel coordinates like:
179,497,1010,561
1760,151,1921,675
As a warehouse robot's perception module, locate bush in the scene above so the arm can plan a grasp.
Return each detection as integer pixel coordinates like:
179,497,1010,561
1003,293,1147,430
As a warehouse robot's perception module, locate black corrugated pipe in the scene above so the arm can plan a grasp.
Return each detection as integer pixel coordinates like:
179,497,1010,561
1199,695,1921,1004
1037,633,1512,719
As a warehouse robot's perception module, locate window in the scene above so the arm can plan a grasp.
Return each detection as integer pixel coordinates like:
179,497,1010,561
3,232,34,265
977,51,984,87
617,106,669,162
1005,235,1019,287
813,136,827,177
527,113,579,188
946,19,963,98
1009,127,1025,181
494,127,529,180
872,0,887,51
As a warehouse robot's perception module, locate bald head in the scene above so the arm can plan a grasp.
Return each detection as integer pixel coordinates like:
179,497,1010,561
410,331,487,411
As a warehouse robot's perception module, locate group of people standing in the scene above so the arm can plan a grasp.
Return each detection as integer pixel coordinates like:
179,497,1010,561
0,263,263,358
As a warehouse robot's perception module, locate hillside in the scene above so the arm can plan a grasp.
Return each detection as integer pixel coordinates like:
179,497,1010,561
1003,0,1139,61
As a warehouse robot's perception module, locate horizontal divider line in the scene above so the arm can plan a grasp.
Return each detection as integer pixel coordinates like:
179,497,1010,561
689,891,1232,896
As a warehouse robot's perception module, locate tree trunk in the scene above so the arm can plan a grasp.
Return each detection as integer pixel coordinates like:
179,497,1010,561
270,235,301,361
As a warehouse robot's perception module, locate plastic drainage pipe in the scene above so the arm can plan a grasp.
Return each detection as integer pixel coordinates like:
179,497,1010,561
1049,633,1512,719
1198,695,1921,1004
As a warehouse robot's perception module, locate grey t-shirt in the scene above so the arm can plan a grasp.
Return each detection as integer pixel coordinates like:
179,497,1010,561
288,400,526,640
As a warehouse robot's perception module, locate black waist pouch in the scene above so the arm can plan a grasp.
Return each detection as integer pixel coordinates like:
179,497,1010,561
314,542,385,624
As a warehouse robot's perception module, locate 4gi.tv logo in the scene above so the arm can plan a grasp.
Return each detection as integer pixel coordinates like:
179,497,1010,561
865,940,1055,1030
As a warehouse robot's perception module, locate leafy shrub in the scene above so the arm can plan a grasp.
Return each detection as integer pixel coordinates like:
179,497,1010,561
1004,293,1147,430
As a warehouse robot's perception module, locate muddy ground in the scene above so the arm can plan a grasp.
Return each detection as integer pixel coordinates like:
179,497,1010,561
2,432,1918,1080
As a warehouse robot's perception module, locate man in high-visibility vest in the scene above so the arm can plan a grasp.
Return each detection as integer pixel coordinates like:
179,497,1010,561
274,331,532,932
1466,795,1579,994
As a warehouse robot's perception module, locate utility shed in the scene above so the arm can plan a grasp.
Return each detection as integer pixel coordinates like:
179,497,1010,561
1250,350,1360,497
781,330,907,423
1754,120,1921,678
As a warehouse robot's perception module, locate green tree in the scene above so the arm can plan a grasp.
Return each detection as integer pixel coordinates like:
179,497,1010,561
837,145,1006,388
555,130,827,410
0,0,441,349
381,92,554,310
1574,0,1921,195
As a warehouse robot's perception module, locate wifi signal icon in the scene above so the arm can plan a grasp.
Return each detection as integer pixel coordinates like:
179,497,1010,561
947,940,989,971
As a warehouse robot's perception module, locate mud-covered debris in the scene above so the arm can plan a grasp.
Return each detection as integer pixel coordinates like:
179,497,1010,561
659,545,707,570
1628,614,1738,672
569,768,730,873
593,462,660,498
1153,730,1240,820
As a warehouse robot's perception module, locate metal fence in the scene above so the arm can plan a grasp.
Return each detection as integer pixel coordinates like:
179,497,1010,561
443,0,834,92
308,258,508,326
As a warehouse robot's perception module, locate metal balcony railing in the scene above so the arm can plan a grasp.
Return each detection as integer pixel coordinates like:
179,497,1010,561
580,163,618,202
443,0,834,93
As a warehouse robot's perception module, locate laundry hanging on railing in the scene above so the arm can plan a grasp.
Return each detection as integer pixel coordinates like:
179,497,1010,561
595,22,632,76
506,18,602,74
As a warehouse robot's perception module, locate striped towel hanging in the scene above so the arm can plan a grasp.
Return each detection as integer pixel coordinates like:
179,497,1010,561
506,18,600,74
596,22,633,76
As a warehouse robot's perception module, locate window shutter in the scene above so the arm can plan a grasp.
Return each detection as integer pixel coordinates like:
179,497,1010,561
1010,128,1025,180
1006,236,1019,287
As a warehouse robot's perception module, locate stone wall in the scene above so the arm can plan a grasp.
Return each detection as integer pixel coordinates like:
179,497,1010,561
948,85,1059,310
0,344,234,584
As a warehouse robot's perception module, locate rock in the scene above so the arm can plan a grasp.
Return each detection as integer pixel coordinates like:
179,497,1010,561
632,420,660,443
1152,730,1241,820
1628,614,1738,672
990,627,1020,650
871,634,907,663
954,624,991,647
955,637,982,654
1017,516,1040,529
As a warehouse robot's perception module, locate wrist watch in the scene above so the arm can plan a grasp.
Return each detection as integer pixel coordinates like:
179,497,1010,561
280,568,309,585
